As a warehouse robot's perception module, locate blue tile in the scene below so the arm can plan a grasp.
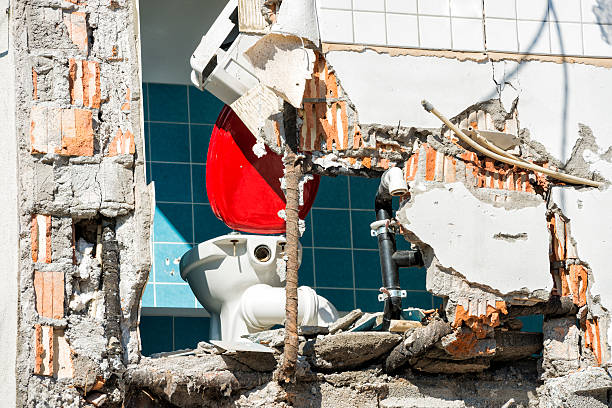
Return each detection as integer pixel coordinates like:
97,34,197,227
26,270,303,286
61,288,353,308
154,203,193,244
351,210,378,249
174,317,210,350
400,267,427,292
193,204,232,243
149,123,190,163
189,87,224,125
313,175,349,208
148,83,188,123
151,162,192,203
316,288,354,312
433,296,444,309
140,316,173,356
349,176,380,209
141,282,155,307
405,291,433,310
300,212,313,247
355,289,382,313
155,283,196,308
353,250,382,289
191,124,213,163
154,243,193,283
518,315,543,333
142,83,149,121
299,247,315,287
312,209,351,248
396,236,412,251
314,248,353,288
192,165,207,204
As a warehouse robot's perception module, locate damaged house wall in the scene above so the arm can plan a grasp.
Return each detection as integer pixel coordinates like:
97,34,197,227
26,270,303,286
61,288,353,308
4,0,152,406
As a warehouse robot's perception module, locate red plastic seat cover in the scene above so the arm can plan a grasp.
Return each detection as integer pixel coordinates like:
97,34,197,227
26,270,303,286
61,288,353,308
206,105,319,234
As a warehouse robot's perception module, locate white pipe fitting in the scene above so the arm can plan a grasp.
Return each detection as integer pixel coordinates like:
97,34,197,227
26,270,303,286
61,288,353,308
240,284,338,331
381,167,408,196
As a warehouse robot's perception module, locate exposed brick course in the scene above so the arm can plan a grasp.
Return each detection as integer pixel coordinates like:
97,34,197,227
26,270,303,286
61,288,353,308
30,107,94,156
69,59,101,108
31,214,52,263
33,271,64,319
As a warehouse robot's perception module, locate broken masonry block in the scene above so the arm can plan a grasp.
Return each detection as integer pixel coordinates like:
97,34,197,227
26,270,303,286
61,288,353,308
69,59,101,109
31,214,52,263
34,271,64,319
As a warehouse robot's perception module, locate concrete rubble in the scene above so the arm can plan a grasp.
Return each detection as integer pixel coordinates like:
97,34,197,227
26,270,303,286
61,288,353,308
2,0,612,406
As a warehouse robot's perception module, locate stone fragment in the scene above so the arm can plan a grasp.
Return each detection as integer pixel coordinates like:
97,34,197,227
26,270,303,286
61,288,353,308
329,309,363,334
310,332,401,370
410,357,491,374
389,320,422,333
242,328,286,348
541,317,581,379
299,325,329,337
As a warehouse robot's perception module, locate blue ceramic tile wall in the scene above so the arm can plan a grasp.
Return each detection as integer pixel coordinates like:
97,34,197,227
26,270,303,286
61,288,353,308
142,82,541,350
143,82,438,313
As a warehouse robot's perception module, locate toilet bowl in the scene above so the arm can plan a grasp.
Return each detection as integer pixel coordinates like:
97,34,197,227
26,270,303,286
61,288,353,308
180,233,339,341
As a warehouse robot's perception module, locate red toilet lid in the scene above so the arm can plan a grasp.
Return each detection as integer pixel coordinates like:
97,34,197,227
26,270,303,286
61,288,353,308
206,106,320,234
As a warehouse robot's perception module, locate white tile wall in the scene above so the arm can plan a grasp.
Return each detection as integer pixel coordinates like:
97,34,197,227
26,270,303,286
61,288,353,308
419,15,452,49
316,0,612,57
353,11,387,45
516,0,548,21
517,20,550,53
386,0,417,14
318,0,352,10
485,18,518,52
583,23,612,56
318,8,353,43
386,14,419,47
418,0,449,16
483,0,516,19
549,0,581,23
450,0,482,18
353,0,385,12
550,22,583,55
452,17,485,51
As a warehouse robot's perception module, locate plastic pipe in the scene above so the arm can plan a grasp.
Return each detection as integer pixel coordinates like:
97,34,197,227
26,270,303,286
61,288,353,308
240,284,338,331
374,168,408,330
421,100,604,188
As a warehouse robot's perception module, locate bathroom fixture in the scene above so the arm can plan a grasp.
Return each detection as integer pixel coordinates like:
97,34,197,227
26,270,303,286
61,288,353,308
180,234,338,341
190,0,259,105
373,167,424,331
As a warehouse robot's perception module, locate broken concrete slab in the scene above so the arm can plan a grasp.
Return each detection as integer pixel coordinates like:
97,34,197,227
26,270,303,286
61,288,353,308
385,318,452,373
309,332,402,371
245,33,315,108
410,357,491,374
329,309,363,334
540,317,581,379
397,182,551,297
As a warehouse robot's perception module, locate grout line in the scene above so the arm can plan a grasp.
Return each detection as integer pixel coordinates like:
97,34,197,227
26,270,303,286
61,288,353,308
346,178,357,310
310,211,317,288
383,0,389,47
448,0,454,50
148,160,203,165
350,0,356,44
415,0,421,47
580,0,585,55
186,85,196,247
514,0,520,53
172,316,175,351
147,120,217,126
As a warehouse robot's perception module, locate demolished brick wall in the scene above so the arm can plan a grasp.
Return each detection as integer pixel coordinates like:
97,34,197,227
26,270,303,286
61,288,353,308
11,0,151,406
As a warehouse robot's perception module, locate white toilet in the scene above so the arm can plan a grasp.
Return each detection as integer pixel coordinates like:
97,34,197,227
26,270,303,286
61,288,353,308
180,233,339,341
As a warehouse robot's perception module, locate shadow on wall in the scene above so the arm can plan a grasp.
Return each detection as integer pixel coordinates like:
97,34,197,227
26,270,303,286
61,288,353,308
594,0,612,44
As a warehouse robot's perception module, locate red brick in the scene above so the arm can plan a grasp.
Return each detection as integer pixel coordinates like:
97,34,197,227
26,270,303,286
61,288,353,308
107,128,135,156
64,12,88,54
33,325,54,376
121,87,131,112
32,68,38,100
31,215,52,263
58,108,94,156
34,271,64,319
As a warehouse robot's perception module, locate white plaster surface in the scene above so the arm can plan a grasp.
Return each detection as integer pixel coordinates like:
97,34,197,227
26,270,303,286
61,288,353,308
551,186,612,342
0,0,17,402
326,50,612,164
397,183,551,295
